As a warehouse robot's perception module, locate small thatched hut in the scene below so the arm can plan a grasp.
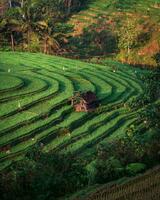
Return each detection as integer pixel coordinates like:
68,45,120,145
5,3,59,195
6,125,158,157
70,91,99,112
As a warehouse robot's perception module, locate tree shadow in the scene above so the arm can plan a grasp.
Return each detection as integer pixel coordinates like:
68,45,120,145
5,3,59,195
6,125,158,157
65,17,118,58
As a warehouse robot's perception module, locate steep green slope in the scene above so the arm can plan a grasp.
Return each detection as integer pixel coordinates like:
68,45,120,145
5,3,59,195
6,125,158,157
0,52,147,169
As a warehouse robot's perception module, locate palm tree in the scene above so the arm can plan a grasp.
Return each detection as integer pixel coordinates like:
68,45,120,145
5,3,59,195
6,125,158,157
19,0,37,45
0,0,70,53
62,0,82,15
35,20,60,54
0,13,22,50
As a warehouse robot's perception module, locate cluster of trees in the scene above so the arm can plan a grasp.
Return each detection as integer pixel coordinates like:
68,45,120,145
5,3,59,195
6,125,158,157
93,126,160,184
0,0,87,53
128,67,160,111
0,149,88,200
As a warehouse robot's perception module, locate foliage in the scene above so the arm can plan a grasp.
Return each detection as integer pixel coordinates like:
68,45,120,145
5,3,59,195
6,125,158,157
126,163,146,176
138,103,160,129
112,0,138,10
93,121,160,182
117,18,140,53
0,149,88,200
86,166,160,200
61,0,89,15
144,68,160,102
128,67,160,111
67,17,117,58
0,0,73,53
154,53,160,65
94,157,124,184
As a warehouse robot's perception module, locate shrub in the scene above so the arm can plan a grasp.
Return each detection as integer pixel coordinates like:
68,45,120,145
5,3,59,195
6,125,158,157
94,157,124,184
0,150,89,200
126,163,146,176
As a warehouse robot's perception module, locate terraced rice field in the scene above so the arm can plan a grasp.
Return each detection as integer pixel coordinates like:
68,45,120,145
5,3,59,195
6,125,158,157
69,0,160,35
0,52,146,169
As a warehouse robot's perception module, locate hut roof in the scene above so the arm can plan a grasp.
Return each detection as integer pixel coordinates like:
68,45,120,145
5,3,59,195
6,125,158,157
81,91,97,103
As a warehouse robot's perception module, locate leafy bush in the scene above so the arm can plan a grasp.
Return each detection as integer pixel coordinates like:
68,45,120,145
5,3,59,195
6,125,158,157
94,157,124,184
0,149,88,200
95,123,160,181
126,163,146,176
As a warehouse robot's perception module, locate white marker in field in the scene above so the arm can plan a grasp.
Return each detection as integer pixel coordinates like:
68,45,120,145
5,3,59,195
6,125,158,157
144,120,147,124
18,101,21,109
40,142,44,147
8,69,11,73
6,150,10,154
63,66,65,71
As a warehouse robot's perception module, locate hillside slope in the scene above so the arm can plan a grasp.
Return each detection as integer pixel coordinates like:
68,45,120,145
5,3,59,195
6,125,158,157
69,0,160,36
0,52,147,170
67,0,160,66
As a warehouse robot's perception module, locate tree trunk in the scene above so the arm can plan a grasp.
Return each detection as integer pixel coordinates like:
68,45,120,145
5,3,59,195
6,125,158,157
63,0,72,15
67,0,72,15
10,33,14,51
21,0,24,8
27,26,31,48
127,45,130,55
9,0,12,8
44,37,47,54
